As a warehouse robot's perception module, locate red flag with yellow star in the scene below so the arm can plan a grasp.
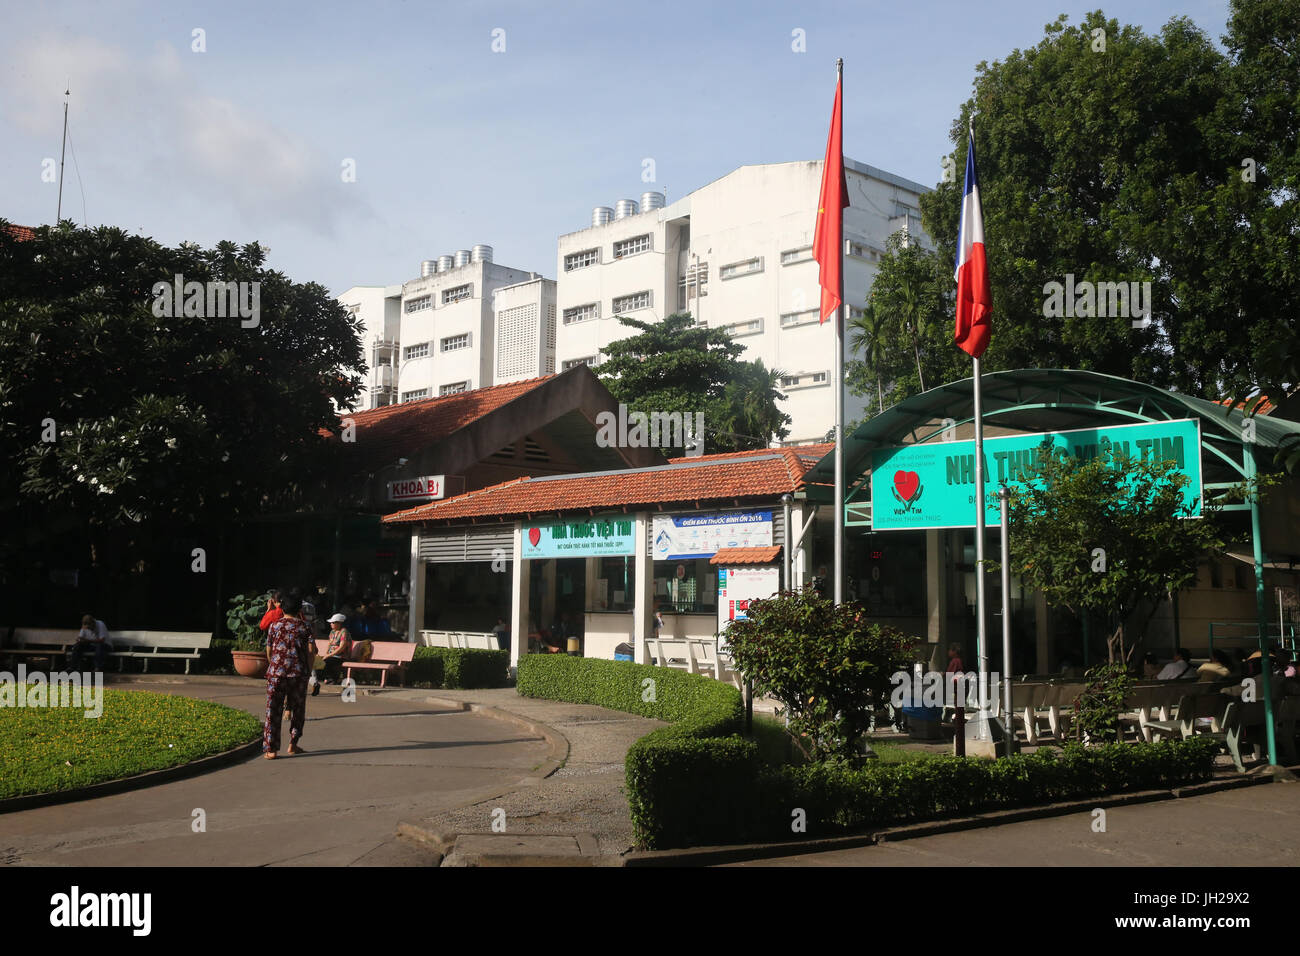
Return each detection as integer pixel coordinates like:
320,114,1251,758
813,75,847,325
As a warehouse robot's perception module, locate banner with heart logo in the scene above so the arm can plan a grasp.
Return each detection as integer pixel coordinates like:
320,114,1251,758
522,516,636,558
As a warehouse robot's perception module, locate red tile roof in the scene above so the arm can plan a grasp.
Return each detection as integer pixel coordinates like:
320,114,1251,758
1215,396,1275,415
709,546,782,565
326,376,555,458
384,448,818,525
2,223,36,241
667,442,834,465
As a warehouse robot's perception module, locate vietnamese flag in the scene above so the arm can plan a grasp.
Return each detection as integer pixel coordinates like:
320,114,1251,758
813,74,848,325
954,125,992,358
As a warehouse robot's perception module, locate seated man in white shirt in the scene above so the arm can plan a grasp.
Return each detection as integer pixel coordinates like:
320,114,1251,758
1155,647,1193,680
68,613,111,672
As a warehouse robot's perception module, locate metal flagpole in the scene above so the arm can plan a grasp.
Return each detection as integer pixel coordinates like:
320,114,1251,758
973,356,989,737
833,57,844,607
999,483,1013,756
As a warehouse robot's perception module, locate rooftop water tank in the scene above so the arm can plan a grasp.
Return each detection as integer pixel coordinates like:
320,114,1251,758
454,249,472,268
640,191,665,211
436,255,454,273
614,199,639,220
420,260,437,278
592,206,614,227
471,244,493,264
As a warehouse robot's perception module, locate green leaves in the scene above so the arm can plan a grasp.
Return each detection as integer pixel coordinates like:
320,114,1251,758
724,589,919,762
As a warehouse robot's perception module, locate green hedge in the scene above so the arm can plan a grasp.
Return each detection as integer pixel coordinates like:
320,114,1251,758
516,655,1224,850
409,647,509,689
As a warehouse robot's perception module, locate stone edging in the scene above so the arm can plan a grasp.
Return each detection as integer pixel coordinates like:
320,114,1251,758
622,773,1277,867
0,739,262,815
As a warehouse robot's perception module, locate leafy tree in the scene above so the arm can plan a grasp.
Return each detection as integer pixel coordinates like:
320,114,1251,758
596,312,790,452
0,221,365,611
723,589,918,762
847,300,889,414
915,5,1299,404
1002,444,1224,664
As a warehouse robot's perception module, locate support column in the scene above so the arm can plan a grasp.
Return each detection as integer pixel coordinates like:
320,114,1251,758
926,528,945,647
510,521,529,668
407,530,425,644
792,503,809,588
1035,589,1049,675
633,512,652,664
540,560,557,630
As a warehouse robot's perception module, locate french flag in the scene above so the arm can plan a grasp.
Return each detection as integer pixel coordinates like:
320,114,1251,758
954,126,992,359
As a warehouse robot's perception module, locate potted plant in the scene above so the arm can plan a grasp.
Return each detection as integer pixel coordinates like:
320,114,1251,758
227,591,273,678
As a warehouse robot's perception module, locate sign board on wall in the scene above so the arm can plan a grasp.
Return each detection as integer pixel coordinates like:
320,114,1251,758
388,475,445,502
870,418,1203,530
522,516,635,559
717,566,780,650
652,511,773,560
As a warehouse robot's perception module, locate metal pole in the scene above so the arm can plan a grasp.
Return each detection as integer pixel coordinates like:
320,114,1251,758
1000,484,1013,757
1245,441,1278,765
833,57,845,608
57,89,69,222
782,495,793,592
972,357,989,736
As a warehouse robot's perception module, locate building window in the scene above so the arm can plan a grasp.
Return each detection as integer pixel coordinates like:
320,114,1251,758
439,381,470,396
847,240,883,261
442,284,473,305
613,234,651,259
403,342,430,360
401,388,429,402
719,257,764,280
588,556,637,612
612,291,651,314
718,318,764,337
653,559,717,614
563,303,599,325
781,246,813,265
779,309,819,328
404,295,432,313
564,248,599,271
440,332,471,352
562,356,598,371
779,371,830,390
677,262,708,310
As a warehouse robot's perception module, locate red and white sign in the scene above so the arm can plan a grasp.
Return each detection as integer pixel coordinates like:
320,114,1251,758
387,475,445,502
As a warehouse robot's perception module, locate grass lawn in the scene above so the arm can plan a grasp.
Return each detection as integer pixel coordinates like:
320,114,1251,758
869,739,944,764
0,687,262,800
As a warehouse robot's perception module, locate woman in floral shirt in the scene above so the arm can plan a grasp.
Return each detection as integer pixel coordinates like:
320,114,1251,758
264,591,313,758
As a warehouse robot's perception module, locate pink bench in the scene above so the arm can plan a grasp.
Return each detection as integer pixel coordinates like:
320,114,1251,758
339,639,416,688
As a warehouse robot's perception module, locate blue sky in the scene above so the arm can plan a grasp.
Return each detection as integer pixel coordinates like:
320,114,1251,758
0,0,1231,295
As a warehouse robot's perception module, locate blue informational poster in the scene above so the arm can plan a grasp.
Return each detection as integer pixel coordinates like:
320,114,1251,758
652,511,773,560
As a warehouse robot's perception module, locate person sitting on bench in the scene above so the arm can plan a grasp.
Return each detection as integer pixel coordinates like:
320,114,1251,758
68,613,111,672
315,613,353,693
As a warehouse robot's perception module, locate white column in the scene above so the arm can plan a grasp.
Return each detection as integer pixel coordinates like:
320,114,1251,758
510,521,529,667
792,503,808,588
633,512,652,664
407,530,425,644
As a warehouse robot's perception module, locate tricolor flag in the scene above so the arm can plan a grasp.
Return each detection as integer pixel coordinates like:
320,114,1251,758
954,125,992,358
813,74,848,325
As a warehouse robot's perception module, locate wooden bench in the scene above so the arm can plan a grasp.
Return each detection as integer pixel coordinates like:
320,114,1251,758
3,627,211,673
342,640,416,688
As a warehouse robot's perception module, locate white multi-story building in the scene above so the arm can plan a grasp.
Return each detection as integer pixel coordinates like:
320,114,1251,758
337,284,402,411
340,248,554,410
554,159,931,443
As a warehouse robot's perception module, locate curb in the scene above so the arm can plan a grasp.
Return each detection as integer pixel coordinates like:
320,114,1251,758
0,739,262,814
622,773,1273,867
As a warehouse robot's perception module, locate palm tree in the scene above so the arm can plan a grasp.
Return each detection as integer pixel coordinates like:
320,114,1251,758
848,301,889,414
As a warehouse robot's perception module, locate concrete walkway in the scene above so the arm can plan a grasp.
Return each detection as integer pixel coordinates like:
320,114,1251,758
384,687,666,863
0,677,552,867
722,780,1300,866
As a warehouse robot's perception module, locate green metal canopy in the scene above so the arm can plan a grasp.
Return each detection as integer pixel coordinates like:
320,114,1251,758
805,368,1300,505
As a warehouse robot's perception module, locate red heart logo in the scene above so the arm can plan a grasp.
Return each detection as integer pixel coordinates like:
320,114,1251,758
527,527,542,548
894,470,920,503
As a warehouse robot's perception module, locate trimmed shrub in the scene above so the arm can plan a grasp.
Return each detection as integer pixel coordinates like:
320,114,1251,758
516,655,1222,850
409,647,508,689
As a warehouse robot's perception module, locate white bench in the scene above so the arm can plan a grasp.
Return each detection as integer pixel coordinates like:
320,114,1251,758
418,629,500,650
3,627,211,673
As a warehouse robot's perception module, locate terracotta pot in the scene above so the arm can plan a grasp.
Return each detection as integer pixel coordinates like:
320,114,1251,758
231,649,269,679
